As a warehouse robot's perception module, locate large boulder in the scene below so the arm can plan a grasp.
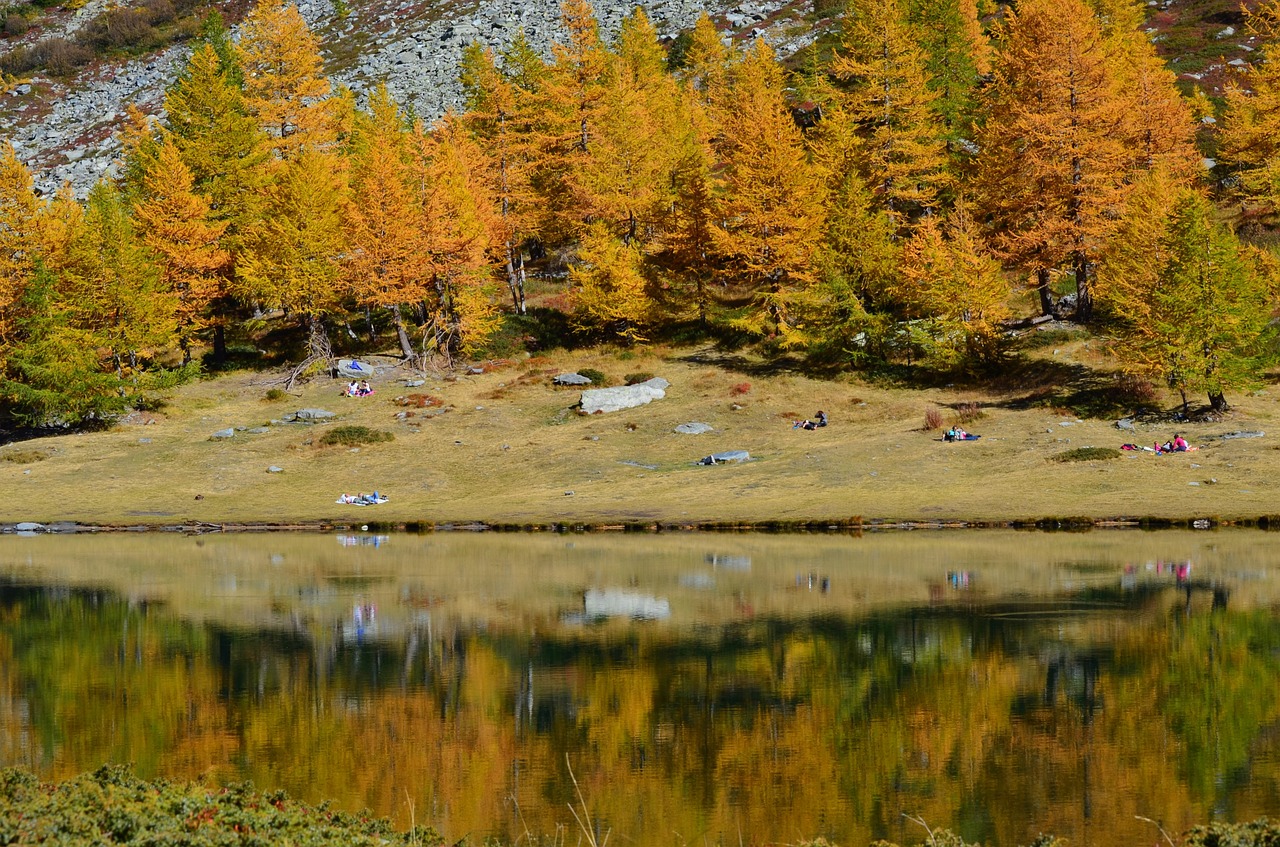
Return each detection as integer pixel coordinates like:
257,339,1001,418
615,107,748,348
293,408,337,421
554,372,593,386
336,360,375,378
675,422,713,435
580,378,669,414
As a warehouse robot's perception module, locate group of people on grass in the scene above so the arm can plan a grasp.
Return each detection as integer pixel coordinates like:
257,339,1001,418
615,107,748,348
344,380,373,397
1121,433,1194,453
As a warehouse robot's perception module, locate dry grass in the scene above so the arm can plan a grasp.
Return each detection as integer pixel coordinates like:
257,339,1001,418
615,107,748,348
0,343,1277,525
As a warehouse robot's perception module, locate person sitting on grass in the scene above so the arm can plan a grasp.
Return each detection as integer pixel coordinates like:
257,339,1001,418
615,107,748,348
344,381,359,397
1173,433,1189,451
357,380,373,397
945,426,969,442
794,411,828,431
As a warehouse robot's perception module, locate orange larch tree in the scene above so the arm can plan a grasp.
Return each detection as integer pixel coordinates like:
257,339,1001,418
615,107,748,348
974,0,1129,322
0,144,41,363
236,0,336,159
712,38,827,346
343,85,432,359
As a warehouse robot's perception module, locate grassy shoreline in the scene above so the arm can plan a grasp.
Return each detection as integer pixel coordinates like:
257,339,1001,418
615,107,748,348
1,338,1277,527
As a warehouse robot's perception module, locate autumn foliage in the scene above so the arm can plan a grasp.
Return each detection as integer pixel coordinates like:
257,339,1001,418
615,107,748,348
0,0,1277,424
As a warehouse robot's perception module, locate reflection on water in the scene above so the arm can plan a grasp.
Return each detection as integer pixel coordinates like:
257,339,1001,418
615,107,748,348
1,530,1280,846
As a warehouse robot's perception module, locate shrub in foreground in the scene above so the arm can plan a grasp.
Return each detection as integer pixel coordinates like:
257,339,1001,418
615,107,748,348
0,765,440,846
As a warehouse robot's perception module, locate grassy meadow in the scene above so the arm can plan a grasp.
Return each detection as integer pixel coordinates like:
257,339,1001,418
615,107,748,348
0,325,1277,528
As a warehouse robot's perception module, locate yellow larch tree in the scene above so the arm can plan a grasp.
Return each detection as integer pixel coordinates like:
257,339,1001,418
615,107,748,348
133,138,230,364
894,204,1011,368
460,40,542,314
0,144,41,363
712,38,826,346
576,8,688,244
570,221,654,341
831,0,951,225
421,119,502,359
974,0,1129,322
343,85,431,359
680,12,731,111
236,148,349,366
65,182,176,379
236,0,336,159
535,0,608,242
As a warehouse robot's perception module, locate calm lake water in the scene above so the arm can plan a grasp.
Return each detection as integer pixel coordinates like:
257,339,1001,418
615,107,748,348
2,530,1279,846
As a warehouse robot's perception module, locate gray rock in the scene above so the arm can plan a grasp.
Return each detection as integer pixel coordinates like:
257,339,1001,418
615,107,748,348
697,450,750,465
403,379,425,387
15,84,32,95
1217,430,1264,440
294,408,336,421
247,427,270,434
138,437,152,443
210,428,235,439
580,378,668,414
1116,418,1136,431
267,466,284,473
336,359,375,378
554,372,593,386
675,422,713,434
14,522,45,532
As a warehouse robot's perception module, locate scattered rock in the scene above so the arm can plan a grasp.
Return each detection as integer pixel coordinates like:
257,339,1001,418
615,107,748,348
698,450,750,465
210,428,235,439
267,466,284,473
580,377,668,414
403,379,425,387
1116,418,1135,431
247,427,270,434
1217,430,1264,440
138,437,152,444
554,372,593,386
675,422,713,434
14,522,46,532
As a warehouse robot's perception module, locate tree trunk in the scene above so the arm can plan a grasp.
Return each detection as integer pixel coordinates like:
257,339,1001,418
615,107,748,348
306,313,332,363
506,244,526,315
392,305,414,359
1209,391,1229,413
1074,255,1094,323
364,305,377,344
1036,268,1054,317
212,325,227,365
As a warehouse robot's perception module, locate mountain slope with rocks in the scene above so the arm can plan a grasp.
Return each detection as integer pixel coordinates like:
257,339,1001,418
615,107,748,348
0,0,821,194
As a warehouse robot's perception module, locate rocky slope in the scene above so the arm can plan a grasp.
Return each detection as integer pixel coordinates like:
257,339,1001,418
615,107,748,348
0,0,820,195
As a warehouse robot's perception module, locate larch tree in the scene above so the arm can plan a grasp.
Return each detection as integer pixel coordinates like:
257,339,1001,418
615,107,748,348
680,12,731,110
236,0,336,159
536,0,609,242
1106,189,1276,413
712,38,827,346
893,204,1011,369
576,8,687,244
0,144,41,364
903,0,989,146
974,0,1129,322
830,0,951,225
343,84,431,359
570,221,654,341
806,106,899,355
1219,0,1280,221
236,148,349,368
164,41,270,362
66,182,175,380
422,119,502,359
460,41,541,314
132,138,230,364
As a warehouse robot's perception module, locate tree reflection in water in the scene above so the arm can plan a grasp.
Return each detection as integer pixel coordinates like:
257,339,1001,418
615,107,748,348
1,561,1278,847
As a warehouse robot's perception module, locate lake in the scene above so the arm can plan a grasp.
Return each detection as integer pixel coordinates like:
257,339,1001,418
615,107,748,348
1,529,1278,846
